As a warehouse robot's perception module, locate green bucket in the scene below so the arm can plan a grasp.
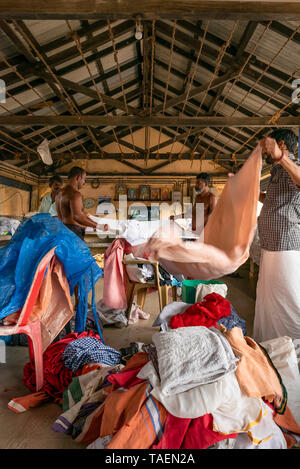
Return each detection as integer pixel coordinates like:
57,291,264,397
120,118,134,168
182,279,225,304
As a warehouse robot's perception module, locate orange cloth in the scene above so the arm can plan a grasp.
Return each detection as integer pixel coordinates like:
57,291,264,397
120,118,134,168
147,145,262,280
2,256,74,352
100,381,168,449
120,351,149,372
274,405,300,435
219,325,284,409
8,391,50,413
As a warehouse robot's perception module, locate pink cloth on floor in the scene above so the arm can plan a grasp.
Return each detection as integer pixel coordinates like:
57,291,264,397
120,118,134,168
146,145,262,280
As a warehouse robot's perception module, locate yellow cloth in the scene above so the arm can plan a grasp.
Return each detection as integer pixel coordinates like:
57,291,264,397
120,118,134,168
93,253,104,269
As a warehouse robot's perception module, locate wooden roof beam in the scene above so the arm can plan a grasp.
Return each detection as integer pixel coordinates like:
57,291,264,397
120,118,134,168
1,2,300,20
1,115,300,127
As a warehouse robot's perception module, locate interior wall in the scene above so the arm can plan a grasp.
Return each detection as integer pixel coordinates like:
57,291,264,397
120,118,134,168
0,184,30,216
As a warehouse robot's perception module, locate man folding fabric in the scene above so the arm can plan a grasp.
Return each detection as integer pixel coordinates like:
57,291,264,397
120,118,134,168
253,129,300,342
56,166,107,241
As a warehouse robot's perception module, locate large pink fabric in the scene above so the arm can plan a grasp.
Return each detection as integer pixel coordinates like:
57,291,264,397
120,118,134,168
102,238,132,310
146,145,262,280
102,238,150,310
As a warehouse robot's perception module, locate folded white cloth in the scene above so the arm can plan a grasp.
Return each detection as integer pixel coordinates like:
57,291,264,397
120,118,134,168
138,360,237,419
152,326,238,396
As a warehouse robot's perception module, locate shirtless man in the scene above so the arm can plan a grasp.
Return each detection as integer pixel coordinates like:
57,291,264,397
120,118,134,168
192,172,216,231
55,166,107,240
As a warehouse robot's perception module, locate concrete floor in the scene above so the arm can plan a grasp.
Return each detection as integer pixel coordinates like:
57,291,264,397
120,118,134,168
0,261,257,449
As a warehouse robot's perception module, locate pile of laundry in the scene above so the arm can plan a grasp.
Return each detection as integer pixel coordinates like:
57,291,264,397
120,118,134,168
8,330,124,413
48,293,300,450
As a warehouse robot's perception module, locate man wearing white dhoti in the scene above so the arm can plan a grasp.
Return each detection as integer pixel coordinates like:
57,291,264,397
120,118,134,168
253,129,300,342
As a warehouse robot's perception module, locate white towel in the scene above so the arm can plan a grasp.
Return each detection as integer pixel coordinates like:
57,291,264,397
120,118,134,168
152,326,238,396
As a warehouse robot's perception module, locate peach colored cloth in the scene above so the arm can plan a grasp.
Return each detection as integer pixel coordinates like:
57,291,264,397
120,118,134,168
146,145,262,280
218,325,284,409
3,256,74,352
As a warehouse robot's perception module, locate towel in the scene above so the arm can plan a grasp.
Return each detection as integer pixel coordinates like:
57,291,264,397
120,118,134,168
152,326,238,396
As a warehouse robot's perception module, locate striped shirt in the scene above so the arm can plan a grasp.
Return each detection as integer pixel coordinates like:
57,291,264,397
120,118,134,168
258,156,300,251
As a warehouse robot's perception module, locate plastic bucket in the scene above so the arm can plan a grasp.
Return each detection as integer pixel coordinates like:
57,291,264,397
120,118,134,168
182,279,224,304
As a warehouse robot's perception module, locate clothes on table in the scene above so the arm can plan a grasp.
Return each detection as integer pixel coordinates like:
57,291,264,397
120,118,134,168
61,337,121,372
152,326,238,396
218,325,287,413
169,293,231,329
92,217,196,246
253,249,300,343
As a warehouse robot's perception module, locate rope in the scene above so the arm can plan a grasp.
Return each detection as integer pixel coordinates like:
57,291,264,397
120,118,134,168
202,22,300,160
13,20,90,156
156,20,177,155
107,19,137,159
178,21,238,159
191,21,272,157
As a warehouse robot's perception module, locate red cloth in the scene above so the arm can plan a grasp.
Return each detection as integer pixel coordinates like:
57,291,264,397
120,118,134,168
152,413,238,449
170,292,231,329
23,331,101,399
108,352,149,390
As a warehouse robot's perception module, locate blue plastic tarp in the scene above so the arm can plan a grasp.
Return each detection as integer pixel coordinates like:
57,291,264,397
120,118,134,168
0,214,103,340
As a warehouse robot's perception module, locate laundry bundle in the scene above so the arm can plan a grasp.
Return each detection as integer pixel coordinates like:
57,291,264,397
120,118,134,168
49,320,300,450
45,285,300,450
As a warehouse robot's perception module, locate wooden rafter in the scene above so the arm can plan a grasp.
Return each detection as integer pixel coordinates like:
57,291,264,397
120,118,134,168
0,2,300,20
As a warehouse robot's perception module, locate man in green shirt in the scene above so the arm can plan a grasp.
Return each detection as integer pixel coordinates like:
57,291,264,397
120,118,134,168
39,175,63,217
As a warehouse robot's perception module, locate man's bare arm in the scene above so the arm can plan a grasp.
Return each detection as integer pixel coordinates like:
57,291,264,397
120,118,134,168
260,137,300,186
209,194,216,215
69,192,98,228
55,192,62,220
